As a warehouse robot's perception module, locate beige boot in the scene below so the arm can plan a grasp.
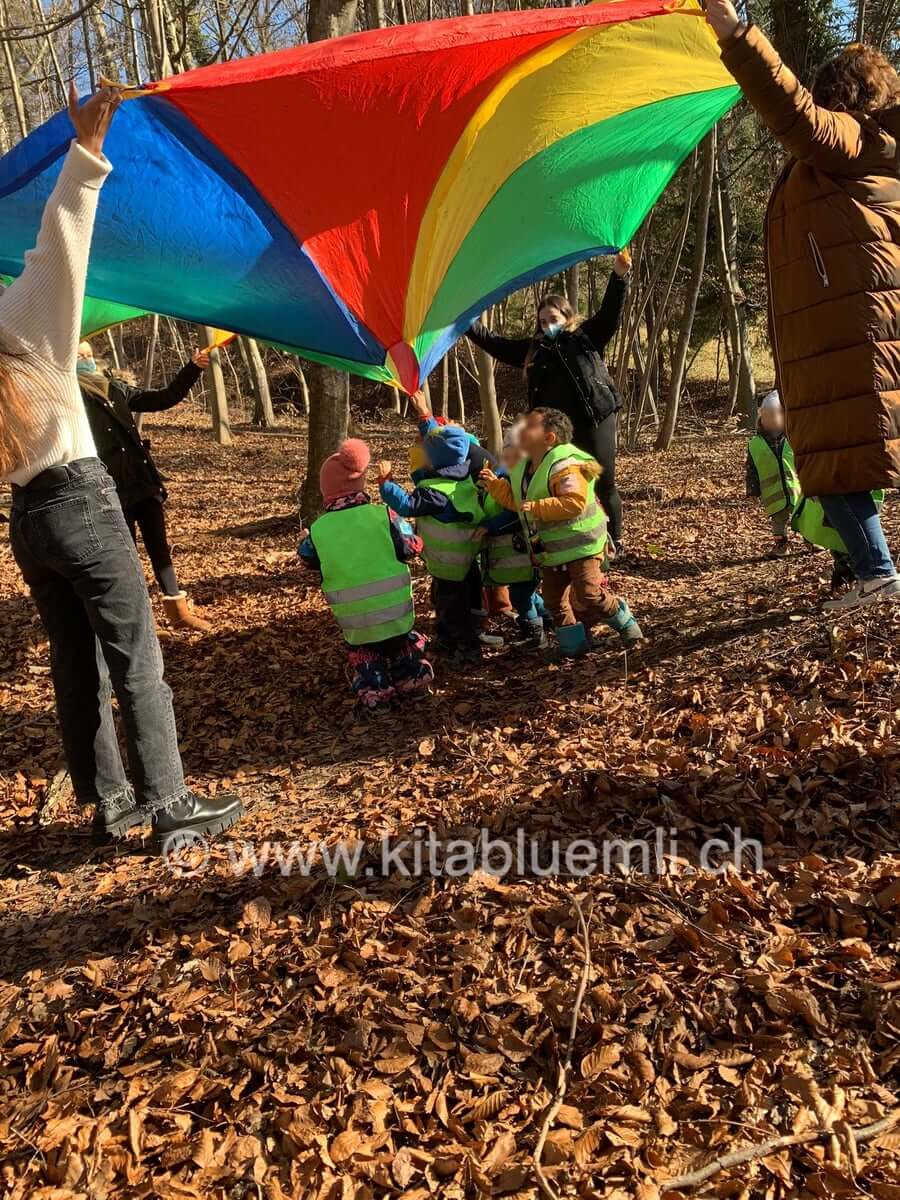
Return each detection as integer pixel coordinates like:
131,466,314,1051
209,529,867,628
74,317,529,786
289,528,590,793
163,592,212,633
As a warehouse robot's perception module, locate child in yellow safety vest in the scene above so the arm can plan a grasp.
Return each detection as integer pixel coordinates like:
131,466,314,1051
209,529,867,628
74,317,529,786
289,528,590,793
480,408,644,658
379,422,487,671
481,423,550,651
746,391,800,558
298,439,434,710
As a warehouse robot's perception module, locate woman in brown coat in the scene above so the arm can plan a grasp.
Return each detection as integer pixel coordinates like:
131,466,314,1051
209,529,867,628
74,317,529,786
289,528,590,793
708,0,900,611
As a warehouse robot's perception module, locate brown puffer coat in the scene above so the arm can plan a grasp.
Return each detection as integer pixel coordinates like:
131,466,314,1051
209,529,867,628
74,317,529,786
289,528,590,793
722,24,900,496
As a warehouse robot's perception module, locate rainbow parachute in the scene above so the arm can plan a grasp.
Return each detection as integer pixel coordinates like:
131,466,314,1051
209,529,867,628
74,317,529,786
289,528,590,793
0,0,738,392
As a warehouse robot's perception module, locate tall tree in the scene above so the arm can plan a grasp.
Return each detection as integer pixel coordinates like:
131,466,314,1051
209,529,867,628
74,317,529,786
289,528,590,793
298,0,359,519
656,133,716,450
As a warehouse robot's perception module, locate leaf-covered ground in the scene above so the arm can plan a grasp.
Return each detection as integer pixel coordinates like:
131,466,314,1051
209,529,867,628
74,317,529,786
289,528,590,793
1,410,899,1200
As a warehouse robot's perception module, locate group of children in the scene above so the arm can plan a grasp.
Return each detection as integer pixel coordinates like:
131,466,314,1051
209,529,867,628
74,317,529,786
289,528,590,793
746,390,877,592
299,403,643,709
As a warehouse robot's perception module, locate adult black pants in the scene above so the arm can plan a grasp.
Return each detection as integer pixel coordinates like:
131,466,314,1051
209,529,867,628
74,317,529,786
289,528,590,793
123,497,179,597
575,413,622,547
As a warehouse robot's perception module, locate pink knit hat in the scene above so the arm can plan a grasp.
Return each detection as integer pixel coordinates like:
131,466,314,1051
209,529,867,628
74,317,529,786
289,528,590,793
319,439,371,503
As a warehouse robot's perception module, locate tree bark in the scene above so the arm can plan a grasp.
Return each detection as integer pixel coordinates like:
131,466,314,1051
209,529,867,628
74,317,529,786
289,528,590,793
656,132,716,451
243,337,275,427
453,348,466,425
300,363,350,520
203,325,233,446
438,354,449,418
1,0,29,140
565,263,579,312
716,132,756,428
298,0,357,514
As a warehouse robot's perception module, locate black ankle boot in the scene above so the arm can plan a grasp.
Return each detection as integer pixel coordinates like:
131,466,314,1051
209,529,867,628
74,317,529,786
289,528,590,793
92,791,145,843
152,792,244,849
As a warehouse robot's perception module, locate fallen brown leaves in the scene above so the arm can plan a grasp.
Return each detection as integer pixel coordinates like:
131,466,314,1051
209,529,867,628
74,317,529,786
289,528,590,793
1,411,899,1198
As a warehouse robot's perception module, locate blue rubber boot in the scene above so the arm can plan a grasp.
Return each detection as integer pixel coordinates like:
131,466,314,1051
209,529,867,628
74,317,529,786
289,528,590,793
605,600,645,646
554,622,592,659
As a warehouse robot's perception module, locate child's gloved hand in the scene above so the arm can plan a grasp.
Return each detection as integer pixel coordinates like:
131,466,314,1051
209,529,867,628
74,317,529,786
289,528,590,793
377,460,393,483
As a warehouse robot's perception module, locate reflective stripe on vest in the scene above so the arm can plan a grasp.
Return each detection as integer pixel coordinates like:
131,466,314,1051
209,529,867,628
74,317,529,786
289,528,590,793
486,532,535,584
509,444,607,567
749,435,799,516
416,475,485,581
310,505,415,646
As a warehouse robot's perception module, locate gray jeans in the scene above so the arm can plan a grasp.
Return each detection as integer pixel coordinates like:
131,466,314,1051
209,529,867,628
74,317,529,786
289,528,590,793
10,459,189,814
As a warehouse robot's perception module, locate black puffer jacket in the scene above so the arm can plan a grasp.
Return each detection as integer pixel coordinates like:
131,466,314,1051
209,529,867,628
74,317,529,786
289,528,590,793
467,273,626,441
80,361,202,508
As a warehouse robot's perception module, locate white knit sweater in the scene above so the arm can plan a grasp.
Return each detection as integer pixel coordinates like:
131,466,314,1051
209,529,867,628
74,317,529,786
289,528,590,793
1,141,111,485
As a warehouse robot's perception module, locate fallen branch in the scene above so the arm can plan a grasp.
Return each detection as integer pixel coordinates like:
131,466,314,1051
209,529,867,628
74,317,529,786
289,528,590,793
533,895,592,1200
660,1109,900,1193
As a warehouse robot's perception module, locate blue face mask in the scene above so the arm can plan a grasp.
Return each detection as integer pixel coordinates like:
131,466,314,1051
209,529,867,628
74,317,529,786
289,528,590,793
76,358,96,376
543,322,563,340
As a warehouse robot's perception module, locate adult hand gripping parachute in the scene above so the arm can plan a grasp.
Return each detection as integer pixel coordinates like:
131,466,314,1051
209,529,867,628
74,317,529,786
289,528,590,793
0,0,739,392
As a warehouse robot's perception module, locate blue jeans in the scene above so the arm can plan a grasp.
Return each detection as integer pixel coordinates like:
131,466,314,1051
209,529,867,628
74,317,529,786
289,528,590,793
508,579,546,623
10,459,190,813
819,492,895,582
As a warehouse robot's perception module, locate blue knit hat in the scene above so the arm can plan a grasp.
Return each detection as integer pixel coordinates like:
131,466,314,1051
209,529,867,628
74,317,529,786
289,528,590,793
424,424,470,470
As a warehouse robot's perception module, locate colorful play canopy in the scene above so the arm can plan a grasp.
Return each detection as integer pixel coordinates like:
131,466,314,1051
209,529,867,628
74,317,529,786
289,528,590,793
0,0,738,392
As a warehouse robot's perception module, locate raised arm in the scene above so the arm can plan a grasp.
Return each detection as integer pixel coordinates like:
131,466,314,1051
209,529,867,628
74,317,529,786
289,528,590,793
708,2,891,175
580,259,629,356
466,322,532,370
0,85,120,369
127,354,206,414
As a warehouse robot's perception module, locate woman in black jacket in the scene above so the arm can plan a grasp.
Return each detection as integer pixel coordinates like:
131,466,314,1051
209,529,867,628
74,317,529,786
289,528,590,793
77,340,212,631
467,252,630,553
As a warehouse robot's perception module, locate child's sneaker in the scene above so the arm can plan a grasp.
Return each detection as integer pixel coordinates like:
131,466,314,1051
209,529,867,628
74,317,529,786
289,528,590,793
604,600,645,646
768,537,789,559
357,686,396,711
348,647,393,707
479,630,505,648
390,632,434,701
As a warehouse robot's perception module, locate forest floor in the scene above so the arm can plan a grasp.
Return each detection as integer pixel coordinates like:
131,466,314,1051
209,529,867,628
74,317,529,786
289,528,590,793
1,408,899,1200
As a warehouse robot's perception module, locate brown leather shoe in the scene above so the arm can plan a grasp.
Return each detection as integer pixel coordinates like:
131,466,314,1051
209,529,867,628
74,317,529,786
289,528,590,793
163,592,212,633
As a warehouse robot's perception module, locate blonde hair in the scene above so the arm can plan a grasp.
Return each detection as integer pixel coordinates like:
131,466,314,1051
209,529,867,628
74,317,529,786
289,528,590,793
0,358,31,477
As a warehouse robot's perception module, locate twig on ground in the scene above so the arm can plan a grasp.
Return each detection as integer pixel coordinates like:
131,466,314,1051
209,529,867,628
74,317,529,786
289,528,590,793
533,894,592,1200
659,1110,900,1193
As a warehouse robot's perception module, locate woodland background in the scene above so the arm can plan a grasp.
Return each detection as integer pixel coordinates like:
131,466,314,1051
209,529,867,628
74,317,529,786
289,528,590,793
2,3,900,1199
2,0,898,512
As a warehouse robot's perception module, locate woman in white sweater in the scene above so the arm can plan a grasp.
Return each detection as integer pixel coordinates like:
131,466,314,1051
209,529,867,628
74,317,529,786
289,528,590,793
1,85,243,847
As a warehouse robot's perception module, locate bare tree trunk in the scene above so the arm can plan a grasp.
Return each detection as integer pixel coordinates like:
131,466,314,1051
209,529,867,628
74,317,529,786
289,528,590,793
105,329,120,371
242,337,275,427
90,5,119,80
856,0,867,40
298,0,358,500
471,313,501,454
453,348,466,425
300,363,350,520
203,326,233,445
31,0,66,104
716,130,757,428
1,0,29,140
656,132,716,451
295,363,310,417
565,263,579,312
438,354,449,418
365,0,386,28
